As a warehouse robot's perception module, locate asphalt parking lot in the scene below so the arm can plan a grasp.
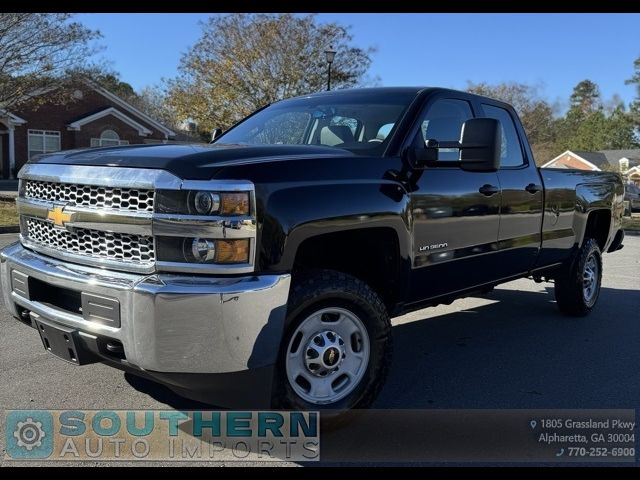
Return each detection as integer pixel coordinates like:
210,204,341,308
1,233,638,466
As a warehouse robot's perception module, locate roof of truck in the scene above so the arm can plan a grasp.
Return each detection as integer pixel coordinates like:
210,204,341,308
288,86,512,110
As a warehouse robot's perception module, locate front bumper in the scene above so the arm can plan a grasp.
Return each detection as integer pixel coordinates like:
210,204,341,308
1,242,291,406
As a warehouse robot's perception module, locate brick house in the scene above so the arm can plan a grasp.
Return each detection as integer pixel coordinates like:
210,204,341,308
0,81,176,179
541,149,640,185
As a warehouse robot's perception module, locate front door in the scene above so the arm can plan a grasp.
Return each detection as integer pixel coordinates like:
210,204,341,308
407,97,502,303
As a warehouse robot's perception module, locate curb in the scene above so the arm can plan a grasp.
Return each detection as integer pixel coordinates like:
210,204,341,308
0,226,20,234
623,229,640,237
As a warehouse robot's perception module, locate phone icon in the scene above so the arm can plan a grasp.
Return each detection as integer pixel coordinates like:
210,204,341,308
556,448,565,457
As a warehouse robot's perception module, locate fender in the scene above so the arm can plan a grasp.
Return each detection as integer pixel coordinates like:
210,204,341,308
574,176,623,251
259,180,413,273
536,169,623,268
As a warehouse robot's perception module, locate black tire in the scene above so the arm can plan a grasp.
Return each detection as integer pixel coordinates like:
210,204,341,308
273,269,392,412
554,238,602,317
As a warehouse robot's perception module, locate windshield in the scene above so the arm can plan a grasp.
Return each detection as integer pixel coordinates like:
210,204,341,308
214,90,418,155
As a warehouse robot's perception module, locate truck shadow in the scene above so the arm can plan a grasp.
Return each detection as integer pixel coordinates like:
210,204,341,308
376,285,640,410
125,285,640,411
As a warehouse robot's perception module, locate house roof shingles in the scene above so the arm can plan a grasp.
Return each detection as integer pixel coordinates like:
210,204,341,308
566,149,640,170
598,149,640,168
572,151,610,168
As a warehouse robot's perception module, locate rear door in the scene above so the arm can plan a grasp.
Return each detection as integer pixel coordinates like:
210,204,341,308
479,102,544,277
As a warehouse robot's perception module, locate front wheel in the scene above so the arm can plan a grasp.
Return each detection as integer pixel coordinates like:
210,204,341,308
554,238,603,317
273,270,392,410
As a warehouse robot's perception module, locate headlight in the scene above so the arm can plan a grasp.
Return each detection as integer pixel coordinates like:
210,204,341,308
189,238,216,262
156,190,250,216
220,193,250,215
190,191,249,215
158,237,251,264
193,191,220,215
185,238,249,264
214,239,250,263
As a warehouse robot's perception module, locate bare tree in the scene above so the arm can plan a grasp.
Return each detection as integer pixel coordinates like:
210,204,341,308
467,81,559,165
131,85,181,131
167,13,375,132
0,13,100,110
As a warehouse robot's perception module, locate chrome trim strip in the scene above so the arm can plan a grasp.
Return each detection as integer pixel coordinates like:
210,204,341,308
156,261,255,275
17,197,153,235
179,179,255,191
152,215,255,238
19,163,182,190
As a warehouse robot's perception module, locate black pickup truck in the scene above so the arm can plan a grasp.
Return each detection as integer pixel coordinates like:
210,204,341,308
1,87,625,411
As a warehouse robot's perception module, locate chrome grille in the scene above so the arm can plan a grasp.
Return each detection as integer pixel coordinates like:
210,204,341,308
24,180,155,213
24,217,155,264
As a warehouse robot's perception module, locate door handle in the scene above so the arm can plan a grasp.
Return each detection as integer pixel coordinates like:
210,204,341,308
479,184,499,196
525,183,542,194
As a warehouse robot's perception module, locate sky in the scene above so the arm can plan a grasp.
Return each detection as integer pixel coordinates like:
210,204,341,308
75,13,640,111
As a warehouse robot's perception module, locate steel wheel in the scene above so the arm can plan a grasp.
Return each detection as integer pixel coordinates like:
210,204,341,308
582,252,599,304
285,307,370,405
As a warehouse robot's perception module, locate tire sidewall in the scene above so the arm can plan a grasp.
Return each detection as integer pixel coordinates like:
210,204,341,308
556,238,603,316
580,240,602,309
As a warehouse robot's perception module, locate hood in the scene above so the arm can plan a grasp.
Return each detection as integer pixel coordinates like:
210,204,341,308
30,143,354,180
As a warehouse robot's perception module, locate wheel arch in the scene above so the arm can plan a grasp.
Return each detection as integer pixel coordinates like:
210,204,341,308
574,182,616,252
290,225,410,314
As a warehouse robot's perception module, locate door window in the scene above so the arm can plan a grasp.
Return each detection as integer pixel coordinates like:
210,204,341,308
416,99,473,161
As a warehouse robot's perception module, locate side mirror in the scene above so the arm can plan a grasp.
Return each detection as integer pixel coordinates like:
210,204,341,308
458,118,502,172
404,118,502,172
210,128,223,143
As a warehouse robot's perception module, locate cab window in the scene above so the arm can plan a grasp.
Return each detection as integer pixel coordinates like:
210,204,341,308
481,104,525,167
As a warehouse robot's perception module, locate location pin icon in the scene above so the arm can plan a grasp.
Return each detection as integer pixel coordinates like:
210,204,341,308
530,420,537,429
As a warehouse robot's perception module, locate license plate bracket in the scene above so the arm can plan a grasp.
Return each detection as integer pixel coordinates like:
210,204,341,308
33,315,95,365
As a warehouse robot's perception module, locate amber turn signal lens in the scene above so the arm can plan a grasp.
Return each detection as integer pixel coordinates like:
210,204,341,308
214,239,250,264
220,193,250,215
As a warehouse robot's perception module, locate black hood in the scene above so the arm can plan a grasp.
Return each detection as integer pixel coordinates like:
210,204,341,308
30,143,353,180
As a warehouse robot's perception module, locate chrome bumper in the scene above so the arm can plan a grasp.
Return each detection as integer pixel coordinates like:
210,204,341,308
0,242,291,374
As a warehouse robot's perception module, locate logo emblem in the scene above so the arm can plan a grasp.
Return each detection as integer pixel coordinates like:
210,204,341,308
13,417,46,451
5,410,53,459
47,206,73,228
323,347,340,367
328,349,336,365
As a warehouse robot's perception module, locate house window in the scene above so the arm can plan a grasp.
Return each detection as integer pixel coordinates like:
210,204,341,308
28,130,61,159
90,129,129,147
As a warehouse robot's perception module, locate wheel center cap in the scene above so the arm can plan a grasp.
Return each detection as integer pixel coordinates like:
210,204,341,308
323,347,341,367
304,330,345,377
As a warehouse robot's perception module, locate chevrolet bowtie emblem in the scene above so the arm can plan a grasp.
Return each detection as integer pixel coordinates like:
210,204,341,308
328,349,336,364
47,206,72,228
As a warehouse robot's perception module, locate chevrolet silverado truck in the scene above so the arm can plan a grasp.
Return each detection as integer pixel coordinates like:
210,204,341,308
1,87,625,410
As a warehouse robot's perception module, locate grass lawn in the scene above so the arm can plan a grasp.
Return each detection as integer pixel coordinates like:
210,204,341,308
0,199,18,226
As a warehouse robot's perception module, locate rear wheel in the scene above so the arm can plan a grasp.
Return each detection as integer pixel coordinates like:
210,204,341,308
554,238,602,317
273,270,392,411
